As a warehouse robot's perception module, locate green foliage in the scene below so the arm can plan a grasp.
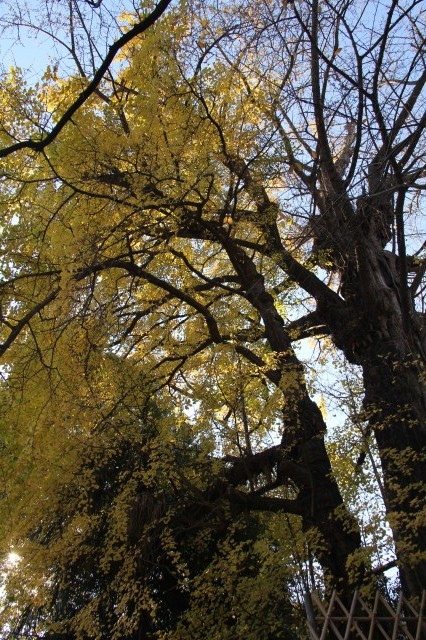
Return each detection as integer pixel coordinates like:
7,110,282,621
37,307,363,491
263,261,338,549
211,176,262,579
172,518,306,640
0,351,308,639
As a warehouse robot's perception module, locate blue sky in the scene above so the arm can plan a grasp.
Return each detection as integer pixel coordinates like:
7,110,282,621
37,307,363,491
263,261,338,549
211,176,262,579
0,0,132,83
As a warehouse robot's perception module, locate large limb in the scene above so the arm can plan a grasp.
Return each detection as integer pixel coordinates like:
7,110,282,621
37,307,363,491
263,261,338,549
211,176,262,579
206,227,364,592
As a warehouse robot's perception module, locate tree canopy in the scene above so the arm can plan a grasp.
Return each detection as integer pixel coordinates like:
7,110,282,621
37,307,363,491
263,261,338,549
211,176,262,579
0,0,425,637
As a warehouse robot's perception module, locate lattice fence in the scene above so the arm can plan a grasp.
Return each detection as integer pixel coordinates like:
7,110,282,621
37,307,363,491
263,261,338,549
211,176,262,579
307,589,426,640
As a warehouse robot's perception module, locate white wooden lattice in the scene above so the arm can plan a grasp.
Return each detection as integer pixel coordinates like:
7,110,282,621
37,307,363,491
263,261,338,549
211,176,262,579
307,589,426,640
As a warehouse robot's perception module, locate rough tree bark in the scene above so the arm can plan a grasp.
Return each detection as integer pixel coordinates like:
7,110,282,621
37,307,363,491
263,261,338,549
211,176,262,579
305,143,426,600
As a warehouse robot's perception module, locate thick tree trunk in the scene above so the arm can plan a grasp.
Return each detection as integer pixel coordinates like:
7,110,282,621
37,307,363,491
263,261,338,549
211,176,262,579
363,351,426,599
222,232,364,593
342,233,426,599
290,395,365,595
363,356,426,596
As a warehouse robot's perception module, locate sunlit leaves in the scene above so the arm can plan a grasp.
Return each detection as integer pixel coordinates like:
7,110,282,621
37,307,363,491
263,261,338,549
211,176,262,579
1,0,425,634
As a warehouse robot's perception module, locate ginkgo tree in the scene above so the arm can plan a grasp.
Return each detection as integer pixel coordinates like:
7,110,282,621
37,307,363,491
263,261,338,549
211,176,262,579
0,325,310,639
0,0,425,636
